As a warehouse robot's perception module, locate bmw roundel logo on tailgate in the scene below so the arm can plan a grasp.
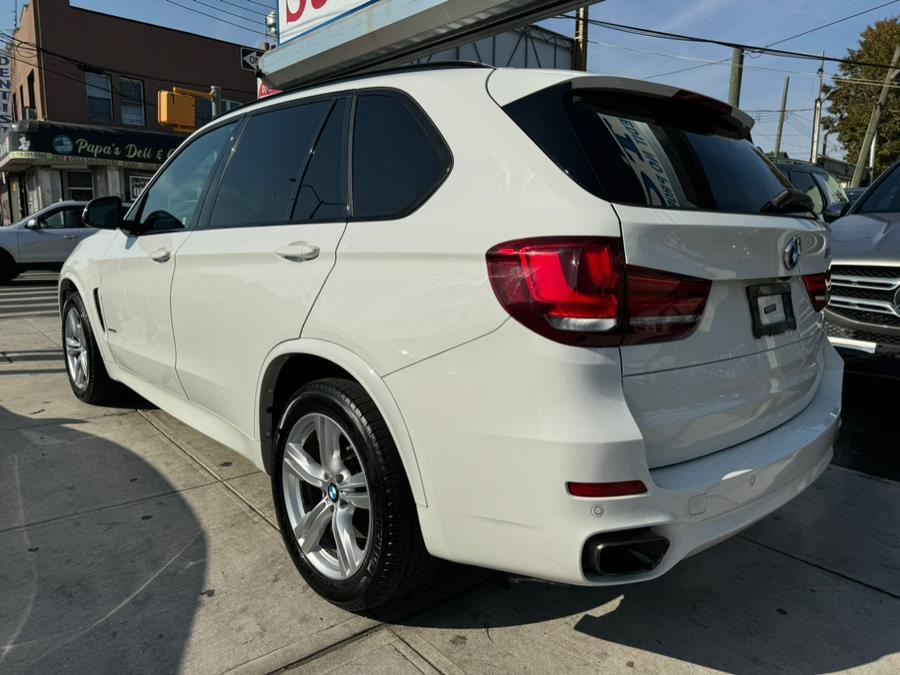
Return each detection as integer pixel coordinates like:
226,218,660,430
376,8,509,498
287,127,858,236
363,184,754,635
783,236,802,270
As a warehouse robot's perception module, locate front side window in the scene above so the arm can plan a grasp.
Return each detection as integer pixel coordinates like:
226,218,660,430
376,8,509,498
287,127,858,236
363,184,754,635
787,171,824,215
815,171,848,204
38,209,66,229
352,93,451,219
86,72,112,123
138,122,237,232
210,100,332,228
856,166,900,214
120,78,145,126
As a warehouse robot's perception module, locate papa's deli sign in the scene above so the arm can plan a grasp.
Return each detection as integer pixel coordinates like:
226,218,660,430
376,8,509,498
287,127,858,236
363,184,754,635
55,135,175,162
9,127,182,166
279,0,375,43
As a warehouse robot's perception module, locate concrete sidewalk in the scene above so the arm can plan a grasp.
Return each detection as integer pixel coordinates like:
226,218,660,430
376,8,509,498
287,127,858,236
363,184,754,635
1,272,898,673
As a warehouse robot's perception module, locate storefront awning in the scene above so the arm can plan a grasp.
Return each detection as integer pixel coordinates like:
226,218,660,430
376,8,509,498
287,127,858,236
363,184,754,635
0,121,186,172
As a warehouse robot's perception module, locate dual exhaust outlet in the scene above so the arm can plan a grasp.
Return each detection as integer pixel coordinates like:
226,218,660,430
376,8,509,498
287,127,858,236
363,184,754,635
583,529,670,577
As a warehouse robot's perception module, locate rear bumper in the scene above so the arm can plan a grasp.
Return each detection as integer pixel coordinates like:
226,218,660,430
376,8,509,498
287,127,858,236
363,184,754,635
387,321,842,585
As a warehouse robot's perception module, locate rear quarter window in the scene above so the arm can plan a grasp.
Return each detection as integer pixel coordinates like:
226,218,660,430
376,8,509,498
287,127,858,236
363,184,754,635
504,83,792,216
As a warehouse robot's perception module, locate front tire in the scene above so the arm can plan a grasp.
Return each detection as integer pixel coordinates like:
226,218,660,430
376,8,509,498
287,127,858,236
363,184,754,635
62,293,115,403
272,378,434,612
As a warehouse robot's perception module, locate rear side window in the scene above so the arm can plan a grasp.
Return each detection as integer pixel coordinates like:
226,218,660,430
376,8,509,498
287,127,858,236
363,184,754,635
292,98,349,223
210,100,331,228
352,92,450,219
504,84,792,215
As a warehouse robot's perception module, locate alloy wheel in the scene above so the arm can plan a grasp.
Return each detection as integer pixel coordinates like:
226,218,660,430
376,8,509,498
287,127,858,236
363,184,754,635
64,307,89,391
282,412,372,580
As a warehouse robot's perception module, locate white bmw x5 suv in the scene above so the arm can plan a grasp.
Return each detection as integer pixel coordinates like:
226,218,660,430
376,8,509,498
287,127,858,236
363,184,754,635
60,64,842,611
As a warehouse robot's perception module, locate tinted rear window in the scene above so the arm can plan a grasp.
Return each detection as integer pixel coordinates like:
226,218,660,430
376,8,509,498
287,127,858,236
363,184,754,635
504,83,791,215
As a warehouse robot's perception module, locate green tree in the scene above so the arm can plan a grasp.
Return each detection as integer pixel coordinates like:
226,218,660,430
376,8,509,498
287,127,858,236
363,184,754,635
822,17,900,178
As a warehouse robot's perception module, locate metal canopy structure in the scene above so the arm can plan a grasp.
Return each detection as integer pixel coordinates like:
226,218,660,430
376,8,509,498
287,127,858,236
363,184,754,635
413,24,573,69
261,0,598,89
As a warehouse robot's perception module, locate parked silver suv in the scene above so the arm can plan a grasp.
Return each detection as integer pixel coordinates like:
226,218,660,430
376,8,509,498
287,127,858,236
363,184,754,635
0,201,92,283
826,160,900,355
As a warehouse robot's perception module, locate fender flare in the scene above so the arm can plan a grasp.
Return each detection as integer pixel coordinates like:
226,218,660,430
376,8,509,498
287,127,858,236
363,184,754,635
256,337,428,506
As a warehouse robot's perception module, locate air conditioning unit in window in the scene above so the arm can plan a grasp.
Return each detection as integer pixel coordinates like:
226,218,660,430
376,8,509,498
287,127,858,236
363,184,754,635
23,107,38,120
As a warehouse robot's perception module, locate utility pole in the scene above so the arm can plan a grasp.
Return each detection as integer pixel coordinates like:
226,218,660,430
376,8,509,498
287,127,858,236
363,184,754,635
728,47,744,107
574,6,589,71
810,54,824,163
210,85,222,119
869,131,878,177
852,44,900,187
773,76,790,156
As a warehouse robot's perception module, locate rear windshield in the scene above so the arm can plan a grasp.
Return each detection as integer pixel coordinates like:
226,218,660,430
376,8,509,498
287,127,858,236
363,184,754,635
855,164,900,214
504,83,792,215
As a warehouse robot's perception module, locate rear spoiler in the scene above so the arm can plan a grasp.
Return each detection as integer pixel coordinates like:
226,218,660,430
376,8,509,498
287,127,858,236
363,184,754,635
568,76,754,139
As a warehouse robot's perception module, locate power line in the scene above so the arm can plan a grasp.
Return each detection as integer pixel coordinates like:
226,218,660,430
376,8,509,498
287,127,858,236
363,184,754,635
241,0,277,9
767,0,900,48
1,30,253,97
181,0,265,28
165,0,268,38
218,0,270,20
586,38,900,90
575,16,900,72
648,0,900,78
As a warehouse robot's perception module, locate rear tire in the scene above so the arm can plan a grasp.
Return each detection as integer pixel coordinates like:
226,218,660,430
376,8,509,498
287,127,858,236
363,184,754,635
0,251,17,284
62,293,115,403
272,378,435,612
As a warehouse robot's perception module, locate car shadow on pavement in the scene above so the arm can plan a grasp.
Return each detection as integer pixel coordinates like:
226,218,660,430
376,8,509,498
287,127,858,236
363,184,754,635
0,404,205,673
394,531,898,673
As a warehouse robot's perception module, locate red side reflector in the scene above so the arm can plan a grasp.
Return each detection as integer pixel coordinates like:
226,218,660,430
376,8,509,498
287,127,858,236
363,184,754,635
802,272,830,312
567,481,648,498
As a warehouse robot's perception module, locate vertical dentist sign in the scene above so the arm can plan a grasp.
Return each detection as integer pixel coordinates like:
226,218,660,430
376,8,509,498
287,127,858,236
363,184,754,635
264,0,594,89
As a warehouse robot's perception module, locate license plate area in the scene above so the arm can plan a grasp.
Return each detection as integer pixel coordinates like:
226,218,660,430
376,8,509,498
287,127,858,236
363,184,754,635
747,282,796,338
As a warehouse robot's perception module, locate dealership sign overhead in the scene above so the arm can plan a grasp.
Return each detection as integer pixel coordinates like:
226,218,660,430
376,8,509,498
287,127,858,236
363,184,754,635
279,0,374,43
265,0,595,89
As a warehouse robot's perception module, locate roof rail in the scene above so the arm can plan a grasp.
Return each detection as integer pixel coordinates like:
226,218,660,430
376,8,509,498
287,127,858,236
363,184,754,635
228,60,492,115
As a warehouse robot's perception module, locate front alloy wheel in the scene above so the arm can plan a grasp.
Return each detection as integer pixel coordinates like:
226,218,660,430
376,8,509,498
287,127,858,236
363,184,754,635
64,306,90,392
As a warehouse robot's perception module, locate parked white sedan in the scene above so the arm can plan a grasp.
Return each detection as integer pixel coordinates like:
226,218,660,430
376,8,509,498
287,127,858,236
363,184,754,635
59,64,842,612
0,201,90,282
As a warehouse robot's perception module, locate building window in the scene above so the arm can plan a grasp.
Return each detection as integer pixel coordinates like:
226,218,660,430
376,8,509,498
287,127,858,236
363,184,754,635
27,71,36,113
196,98,242,126
120,78,145,126
11,92,17,122
64,170,94,201
86,72,113,122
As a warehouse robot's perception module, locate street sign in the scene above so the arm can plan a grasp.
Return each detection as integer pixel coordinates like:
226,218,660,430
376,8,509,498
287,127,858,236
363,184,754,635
263,0,599,89
241,47,264,72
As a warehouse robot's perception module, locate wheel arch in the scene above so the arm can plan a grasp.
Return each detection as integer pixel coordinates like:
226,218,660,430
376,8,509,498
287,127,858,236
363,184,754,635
257,339,427,505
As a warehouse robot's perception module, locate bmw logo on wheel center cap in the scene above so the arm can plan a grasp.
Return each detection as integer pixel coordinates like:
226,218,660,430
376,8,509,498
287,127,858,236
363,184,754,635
327,483,339,502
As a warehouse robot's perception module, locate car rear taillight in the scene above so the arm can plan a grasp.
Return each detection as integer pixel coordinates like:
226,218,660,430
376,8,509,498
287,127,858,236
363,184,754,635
625,267,712,345
803,271,830,312
486,237,711,347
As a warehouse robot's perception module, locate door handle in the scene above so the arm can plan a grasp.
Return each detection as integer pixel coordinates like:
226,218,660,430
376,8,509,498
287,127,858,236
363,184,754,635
275,242,320,262
63,234,78,240
149,248,171,263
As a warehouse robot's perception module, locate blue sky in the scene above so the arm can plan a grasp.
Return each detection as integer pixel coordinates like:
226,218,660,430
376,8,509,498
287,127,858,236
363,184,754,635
13,1,900,160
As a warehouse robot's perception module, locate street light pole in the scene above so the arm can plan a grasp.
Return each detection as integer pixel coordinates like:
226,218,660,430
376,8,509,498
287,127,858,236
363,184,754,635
811,85,840,164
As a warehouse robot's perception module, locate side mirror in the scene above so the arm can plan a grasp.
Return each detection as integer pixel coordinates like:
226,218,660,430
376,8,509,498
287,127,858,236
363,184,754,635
83,196,126,230
25,218,38,229
823,201,850,223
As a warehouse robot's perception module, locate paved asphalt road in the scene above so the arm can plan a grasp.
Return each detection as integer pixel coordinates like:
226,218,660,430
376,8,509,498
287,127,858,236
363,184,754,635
1,272,898,674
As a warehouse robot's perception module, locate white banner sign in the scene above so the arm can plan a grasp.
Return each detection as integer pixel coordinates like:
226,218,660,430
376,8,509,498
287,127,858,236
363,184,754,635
279,0,376,44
